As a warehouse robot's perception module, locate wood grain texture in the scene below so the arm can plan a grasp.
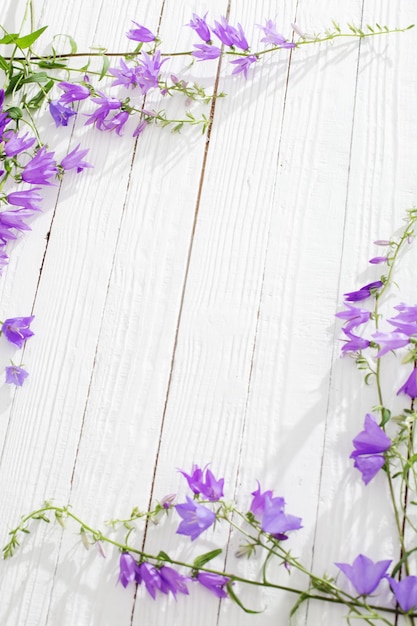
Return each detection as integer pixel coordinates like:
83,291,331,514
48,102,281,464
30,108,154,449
0,0,416,624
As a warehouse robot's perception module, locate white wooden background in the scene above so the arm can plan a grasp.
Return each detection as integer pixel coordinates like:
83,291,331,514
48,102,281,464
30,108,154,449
0,0,417,625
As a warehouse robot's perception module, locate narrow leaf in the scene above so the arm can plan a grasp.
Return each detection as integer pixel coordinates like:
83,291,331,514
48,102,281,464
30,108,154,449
192,548,223,569
0,55,9,71
15,26,48,49
99,54,110,80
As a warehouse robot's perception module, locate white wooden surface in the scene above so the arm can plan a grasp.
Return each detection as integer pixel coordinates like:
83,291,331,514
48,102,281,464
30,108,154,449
0,1,417,624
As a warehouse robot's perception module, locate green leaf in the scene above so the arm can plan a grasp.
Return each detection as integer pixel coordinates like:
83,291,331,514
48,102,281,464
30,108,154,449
380,407,391,428
0,55,9,72
21,72,49,85
99,54,110,81
26,79,54,109
37,60,68,69
156,551,173,563
192,548,223,569
15,26,48,49
227,582,262,614
4,106,23,120
0,34,19,45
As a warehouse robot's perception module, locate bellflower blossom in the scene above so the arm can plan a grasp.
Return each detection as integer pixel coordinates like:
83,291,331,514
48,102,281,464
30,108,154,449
136,51,168,94
175,496,216,540
179,464,224,501
192,44,222,61
61,144,92,173
188,13,211,43
136,562,162,599
344,280,384,302
84,93,122,130
197,572,230,598
5,365,29,386
126,21,156,43
341,329,371,354
1,316,35,348
22,147,58,185
388,576,417,612
7,188,42,211
3,130,36,157
57,81,90,105
101,110,130,135
212,17,249,50
230,55,258,78
159,566,189,598
250,482,273,517
335,554,391,596
118,552,137,588
371,330,410,357
387,303,417,336
49,101,77,127
397,367,417,399
335,302,371,332
250,482,302,539
350,414,391,485
0,209,38,244
257,20,296,48
369,256,388,264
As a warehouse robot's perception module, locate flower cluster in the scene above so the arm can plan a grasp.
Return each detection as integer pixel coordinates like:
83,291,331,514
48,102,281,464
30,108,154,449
0,316,35,386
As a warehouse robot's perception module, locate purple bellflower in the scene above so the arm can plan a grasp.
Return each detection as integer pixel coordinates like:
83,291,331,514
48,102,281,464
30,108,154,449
388,576,417,612
335,554,391,596
341,329,371,354
212,17,249,50
84,93,122,130
22,147,58,185
230,55,258,78
159,566,189,598
0,209,37,244
387,303,417,336
371,331,410,357
397,367,417,399
344,280,384,302
1,316,35,348
369,256,388,264
118,552,138,588
175,496,216,540
335,303,371,332
102,110,130,135
3,131,36,157
7,188,42,211
250,482,273,517
192,44,222,61
136,50,168,94
197,572,230,598
109,59,141,89
49,101,77,127
5,365,29,386
61,144,92,173
188,13,211,42
126,21,156,43
179,464,224,501
257,20,296,48
58,81,90,105
350,414,391,485
261,493,303,538
136,562,162,599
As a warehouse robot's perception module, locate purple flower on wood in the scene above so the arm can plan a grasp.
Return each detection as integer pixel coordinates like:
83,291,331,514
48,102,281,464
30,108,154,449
350,414,391,485
335,554,391,596
58,81,90,104
257,20,296,48
212,17,249,50
250,481,274,517
389,576,417,612
188,13,211,43
118,552,138,588
344,280,384,302
197,572,230,598
230,55,258,78
387,304,417,336
49,100,77,127
335,303,371,332
3,131,36,157
5,365,29,386
371,331,410,357
133,119,147,137
261,494,302,537
397,368,417,399
7,188,42,211
1,316,35,348
61,144,92,173
175,496,216,540
369,256,388,264
159,566,189,598
192,44,222,61
102,110,130,135
22,147,58,186
109,59,141,89
136,51,168,94
179,464,224,501
126,21,156,43
341,329,370,354
136,562,162,599
84,93,122,130
0,209,37,244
